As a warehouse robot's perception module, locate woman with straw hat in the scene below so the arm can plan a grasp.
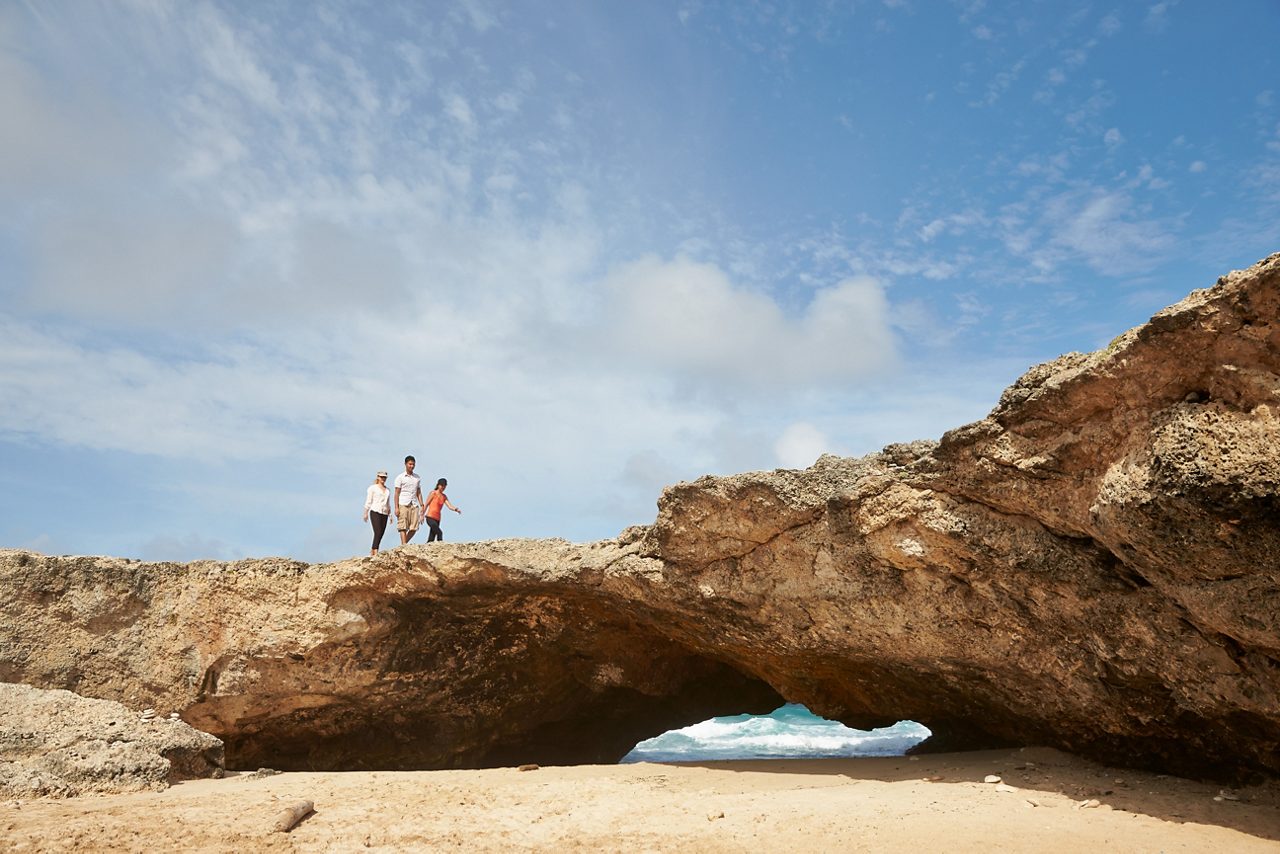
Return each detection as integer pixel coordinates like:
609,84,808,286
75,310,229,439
362,470,392,556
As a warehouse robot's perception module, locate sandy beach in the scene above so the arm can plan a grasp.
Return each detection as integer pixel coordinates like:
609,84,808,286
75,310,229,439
3,747,1277,852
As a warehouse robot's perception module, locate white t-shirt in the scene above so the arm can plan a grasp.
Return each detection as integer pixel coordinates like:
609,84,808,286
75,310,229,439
364,484,391,515
394,471,422,506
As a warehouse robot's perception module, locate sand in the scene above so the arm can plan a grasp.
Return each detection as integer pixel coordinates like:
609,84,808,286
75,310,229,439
2,747,1278,852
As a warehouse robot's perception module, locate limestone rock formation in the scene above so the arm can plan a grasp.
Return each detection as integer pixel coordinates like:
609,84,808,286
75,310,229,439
0,683,223,796
1,253,1277,781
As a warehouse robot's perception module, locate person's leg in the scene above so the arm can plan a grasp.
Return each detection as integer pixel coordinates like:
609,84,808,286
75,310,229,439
427,517,442,542
403,505,419,543
397,505,410,545
370,512,387,555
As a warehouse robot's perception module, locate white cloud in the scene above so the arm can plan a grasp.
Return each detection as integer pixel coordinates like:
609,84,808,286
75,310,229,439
0,316,361,459
1062,46,1091,69
194,4,280,108
1144,2,1176,33
892,290,987,349
445,93,477,131
991,175,1184,279
458,0,501,32
973,59,1027,108
1104,127,1124,148
0,50,160,194
774,422,832,469
1065,85,1115,130
1189,160,1207,173
621,449,684,494
588,257,898,393
25,201,240,323
917,210,985,243
919,219,947,242
1041,188,1176,274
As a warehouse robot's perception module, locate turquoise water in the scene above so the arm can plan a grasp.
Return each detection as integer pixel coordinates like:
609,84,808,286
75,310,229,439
621,704,931,763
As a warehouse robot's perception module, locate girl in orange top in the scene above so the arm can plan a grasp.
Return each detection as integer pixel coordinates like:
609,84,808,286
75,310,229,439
424,477,461,542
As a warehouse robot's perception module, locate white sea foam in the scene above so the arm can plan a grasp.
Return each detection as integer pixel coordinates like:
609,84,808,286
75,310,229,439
621,704,931,763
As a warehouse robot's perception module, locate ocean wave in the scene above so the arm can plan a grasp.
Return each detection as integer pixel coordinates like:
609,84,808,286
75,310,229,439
621,704,930,763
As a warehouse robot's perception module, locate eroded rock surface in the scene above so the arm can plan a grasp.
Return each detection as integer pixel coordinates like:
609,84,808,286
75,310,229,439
0,683,223,796
1,254,1278,781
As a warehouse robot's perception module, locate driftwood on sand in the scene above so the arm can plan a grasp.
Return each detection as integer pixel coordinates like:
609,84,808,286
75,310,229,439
271,800,314,833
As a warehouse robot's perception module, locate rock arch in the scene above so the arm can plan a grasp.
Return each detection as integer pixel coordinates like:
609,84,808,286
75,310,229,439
2,253,1278,780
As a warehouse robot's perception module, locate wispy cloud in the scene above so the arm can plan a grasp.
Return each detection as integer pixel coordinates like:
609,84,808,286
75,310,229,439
1036,187,1178,274
917,210,986,243
195,4,281,109
1064,83,1116,131
1144,1,1177,33
971,59,1027,107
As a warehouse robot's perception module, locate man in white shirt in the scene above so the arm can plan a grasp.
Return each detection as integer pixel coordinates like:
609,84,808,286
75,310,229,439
393,455,426,545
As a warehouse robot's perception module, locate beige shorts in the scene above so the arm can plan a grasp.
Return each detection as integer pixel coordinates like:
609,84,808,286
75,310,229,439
396,504,421,532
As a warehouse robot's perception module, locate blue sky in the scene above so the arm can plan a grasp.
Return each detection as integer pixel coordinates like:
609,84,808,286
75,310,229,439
2,0,1278,562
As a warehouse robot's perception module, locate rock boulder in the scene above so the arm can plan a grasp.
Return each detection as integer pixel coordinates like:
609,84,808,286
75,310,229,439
0,683,223,796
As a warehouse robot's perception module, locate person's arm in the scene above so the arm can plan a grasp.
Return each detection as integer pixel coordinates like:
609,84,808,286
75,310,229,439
363,487,372,521
393,485,402,516
416,486,425,507
444,496,461,514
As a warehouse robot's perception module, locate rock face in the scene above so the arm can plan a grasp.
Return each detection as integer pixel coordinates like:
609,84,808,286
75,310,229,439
1,254,1277,781
0,683,223,796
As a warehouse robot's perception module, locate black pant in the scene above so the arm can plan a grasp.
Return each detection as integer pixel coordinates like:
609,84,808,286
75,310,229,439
370,511,388,550
426,516,443,542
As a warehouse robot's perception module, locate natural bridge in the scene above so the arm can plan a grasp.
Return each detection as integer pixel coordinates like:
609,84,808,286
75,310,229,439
2,254,1278,782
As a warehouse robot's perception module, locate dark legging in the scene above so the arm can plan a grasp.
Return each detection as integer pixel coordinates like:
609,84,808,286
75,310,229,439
426,516,443,542
370,511,388,550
